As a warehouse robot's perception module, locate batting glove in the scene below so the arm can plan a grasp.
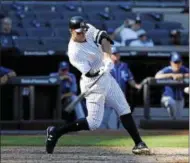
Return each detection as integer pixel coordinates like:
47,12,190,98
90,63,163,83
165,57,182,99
99,59,114,75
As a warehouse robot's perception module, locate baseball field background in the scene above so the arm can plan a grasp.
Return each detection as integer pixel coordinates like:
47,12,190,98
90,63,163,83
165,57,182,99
1,129,188,163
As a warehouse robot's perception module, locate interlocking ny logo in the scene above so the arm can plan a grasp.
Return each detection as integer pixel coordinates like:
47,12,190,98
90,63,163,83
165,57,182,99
49,78,57,83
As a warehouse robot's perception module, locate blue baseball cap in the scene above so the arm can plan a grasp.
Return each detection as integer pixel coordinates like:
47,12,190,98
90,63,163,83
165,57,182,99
111,47,119,55
170,52,182,62
59,61,69,70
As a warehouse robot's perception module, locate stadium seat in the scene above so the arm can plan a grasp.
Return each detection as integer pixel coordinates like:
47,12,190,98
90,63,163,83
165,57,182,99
13,37,43,51
147,29,170,45
180,30,189,45
35,11,62,20
62,12,89,21
140,13,163,22
87,11,102,20
88,20,104,30
156,21,183,30
54,28,70,39
9,12,21,22
141,21,155,31
41,37,68,51
83,5,107,13
0,36,14,48
114,12,137,21
21,19,48,28
13,12,36,20
26,28,54,37
2,4,12,11
49,19,68,28
103,20,122,31
14,27,27,36
159,38,173,45
28,4,62,12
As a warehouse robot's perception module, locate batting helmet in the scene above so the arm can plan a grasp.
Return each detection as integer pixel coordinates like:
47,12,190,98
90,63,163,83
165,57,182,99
69,16,89,32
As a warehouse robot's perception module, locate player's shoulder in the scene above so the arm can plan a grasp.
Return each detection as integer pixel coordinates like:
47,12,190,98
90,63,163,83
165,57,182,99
68,41,80,57
68,72,76,77
180,65,189,71
181,65,188,69
120,62,129,68
161,66,172,72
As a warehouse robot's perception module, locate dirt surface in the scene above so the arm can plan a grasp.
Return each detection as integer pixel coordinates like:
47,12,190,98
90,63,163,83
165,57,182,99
1,146,188,163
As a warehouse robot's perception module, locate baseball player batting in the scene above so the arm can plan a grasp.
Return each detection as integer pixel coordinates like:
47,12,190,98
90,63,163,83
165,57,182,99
45,16,150,155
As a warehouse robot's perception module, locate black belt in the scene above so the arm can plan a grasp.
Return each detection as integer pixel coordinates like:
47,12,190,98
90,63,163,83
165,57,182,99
85,70,100,78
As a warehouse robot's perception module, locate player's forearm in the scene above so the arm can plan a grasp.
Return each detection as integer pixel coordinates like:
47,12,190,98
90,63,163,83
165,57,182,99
128,80,137,88
101,38,112,57
155,73,173,79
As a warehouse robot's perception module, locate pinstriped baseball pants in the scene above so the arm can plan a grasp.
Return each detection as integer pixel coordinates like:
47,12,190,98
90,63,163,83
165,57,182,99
80,73,131,130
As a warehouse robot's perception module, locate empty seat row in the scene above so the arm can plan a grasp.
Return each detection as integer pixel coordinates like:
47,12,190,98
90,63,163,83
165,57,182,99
0,36,69,51
11,27,70,38
12,19,183,32
6,27,187,46
8,10,164,22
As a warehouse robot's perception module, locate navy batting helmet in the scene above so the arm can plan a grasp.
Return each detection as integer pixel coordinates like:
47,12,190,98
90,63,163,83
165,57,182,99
69,16,88,32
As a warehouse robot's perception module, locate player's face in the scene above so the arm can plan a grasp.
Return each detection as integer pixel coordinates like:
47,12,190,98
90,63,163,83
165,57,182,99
59,69,68,75
72,30,86,42
170,61,182,72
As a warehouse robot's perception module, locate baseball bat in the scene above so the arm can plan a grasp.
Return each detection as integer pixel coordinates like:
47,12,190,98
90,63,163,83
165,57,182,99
65,72,105,113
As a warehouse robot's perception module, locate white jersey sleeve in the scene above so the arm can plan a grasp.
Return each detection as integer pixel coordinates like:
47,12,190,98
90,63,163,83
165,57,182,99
86,24,105,45
68,50,91,74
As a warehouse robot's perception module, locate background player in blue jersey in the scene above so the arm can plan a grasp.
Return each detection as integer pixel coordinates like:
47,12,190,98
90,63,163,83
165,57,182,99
0,66,16,85
100,47,142,129
50,61,85,120
155,52,189,120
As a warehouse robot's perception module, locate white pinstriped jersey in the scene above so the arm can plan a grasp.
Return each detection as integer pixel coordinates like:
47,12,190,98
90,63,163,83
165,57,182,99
68,24,104,75
67,23,131,130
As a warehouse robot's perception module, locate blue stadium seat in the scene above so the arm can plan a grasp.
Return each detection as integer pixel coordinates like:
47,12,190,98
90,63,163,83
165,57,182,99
62,12,89,21
28,4,62,12
2,4,12,11
14,27,27,36
13,37,43,51
54,28,70,40
12,20,21,28
26,28,54,37
41,37,68,51
87,11,102,20
156,21,183,30
9,12,21,22
83,5,107,13
147,29,170,45
103,20,122,31
114,12,137,21
0,36,14,48
140,13,163,22
21,19,48,28
159,38,173,45
88,20,104,30
49,19,68,28
35,11,62,20
179,30,189,45
12,12,36,20
141,21,155,31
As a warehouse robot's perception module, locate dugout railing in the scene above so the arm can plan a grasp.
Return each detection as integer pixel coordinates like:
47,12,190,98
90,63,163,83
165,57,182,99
1,46,189,130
